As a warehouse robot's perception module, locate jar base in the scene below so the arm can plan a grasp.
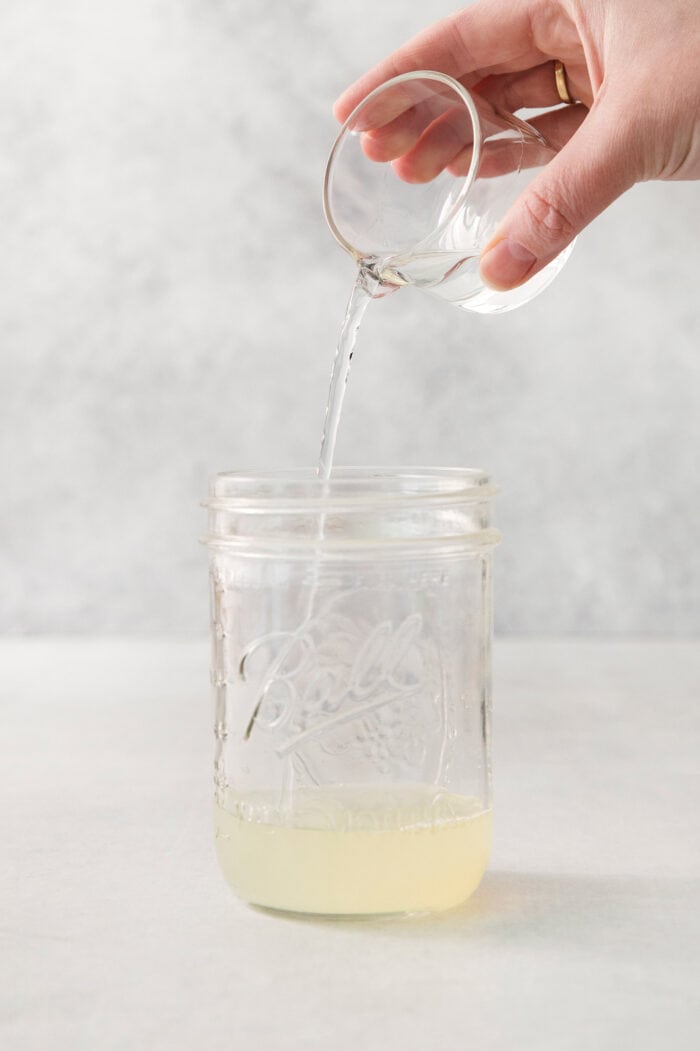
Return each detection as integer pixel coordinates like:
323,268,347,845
242,883,486,921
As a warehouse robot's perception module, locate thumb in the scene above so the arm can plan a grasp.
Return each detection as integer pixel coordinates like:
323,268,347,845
479,99,639,291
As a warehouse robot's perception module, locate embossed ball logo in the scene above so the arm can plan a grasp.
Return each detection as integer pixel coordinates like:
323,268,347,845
239,595,445,781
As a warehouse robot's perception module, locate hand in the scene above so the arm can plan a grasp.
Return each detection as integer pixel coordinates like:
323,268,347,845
334,0,700,290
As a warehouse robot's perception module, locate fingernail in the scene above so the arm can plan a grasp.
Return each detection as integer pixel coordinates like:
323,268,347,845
480,239,537,290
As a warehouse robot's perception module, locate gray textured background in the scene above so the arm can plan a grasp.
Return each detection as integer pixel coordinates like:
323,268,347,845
1,0,698,635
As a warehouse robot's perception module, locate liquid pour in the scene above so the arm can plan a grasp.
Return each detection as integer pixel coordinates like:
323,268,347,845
317,266,383,479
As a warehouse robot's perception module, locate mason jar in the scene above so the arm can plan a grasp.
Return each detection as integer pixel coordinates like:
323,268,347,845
204,467,500,916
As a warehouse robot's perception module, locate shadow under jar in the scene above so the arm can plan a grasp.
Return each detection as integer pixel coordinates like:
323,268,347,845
205,468,500,916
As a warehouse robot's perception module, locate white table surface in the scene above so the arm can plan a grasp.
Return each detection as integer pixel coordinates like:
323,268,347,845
1,637,699,1050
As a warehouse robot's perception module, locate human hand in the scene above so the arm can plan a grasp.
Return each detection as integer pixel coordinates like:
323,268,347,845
334,0,700,291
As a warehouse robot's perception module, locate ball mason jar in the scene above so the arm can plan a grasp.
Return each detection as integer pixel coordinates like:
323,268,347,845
205,468,500,916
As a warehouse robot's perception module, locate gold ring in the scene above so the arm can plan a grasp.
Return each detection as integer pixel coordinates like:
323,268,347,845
553,60,574,104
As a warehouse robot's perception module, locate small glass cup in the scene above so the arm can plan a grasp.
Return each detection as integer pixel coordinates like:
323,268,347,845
324,70,573,314
205,468,500,916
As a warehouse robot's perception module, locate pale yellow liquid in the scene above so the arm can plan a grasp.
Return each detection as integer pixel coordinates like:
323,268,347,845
215,785,491,915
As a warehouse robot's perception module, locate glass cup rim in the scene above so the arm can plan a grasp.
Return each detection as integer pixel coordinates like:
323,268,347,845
323,69,483,262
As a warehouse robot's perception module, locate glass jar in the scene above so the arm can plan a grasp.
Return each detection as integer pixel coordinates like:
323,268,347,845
204,467,500,916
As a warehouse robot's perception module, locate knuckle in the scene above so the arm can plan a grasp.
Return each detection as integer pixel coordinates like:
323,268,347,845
444,12,477,69
523,189,578,243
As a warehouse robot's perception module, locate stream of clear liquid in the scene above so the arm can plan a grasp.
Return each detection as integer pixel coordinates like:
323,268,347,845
315,251,478,478
244,257,449,739
243,267,382,744
316,266,382,480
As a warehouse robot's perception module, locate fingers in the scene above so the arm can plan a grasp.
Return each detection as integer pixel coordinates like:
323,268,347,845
525,104,589,153
370,96,587,184
444,104,587,179
349,80,444,135
476,62,582,111
479,97,639,290
343,54,592,187
385,105,475,182
334,0,548,122
359,95,458,163
478,64,563,112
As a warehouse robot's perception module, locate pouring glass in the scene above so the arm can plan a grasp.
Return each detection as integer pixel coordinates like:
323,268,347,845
324,70,573,314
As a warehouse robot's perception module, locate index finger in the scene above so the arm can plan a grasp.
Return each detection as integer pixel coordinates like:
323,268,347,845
333,0,546,122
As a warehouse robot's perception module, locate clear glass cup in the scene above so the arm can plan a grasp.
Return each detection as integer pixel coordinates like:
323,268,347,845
324,70,573,314
205,468,500,916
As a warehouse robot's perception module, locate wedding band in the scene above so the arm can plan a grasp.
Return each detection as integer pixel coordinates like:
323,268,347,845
553,60,574,104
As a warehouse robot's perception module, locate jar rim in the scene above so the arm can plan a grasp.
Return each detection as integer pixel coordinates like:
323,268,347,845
206,466,497,511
